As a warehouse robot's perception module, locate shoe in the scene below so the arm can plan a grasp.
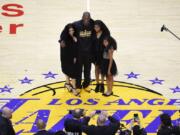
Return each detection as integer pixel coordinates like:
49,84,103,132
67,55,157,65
76,85,82,89
99,83,105,93
102,92,113,97
95,84,100,93
82,81,90,89
64,83,72,92
71,88,80,97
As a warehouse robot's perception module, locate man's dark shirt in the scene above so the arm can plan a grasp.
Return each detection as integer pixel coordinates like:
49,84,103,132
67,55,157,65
0,114,16,135
60,19,95,55
82,116,120,135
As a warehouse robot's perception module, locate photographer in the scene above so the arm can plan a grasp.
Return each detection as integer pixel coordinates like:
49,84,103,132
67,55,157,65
118,123,131,135
81,111,120,135
129,114,147,135
64,108,91,135
157,113,180,135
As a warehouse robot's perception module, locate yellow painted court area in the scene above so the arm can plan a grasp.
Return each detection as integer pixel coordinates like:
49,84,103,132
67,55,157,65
10,81,178,134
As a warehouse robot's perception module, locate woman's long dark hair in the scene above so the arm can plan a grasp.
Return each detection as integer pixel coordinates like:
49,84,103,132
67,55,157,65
94,20,110,36
61,23,77,42
104,36,117,50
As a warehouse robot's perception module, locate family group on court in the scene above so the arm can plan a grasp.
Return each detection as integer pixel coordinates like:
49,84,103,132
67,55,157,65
59,12,118,97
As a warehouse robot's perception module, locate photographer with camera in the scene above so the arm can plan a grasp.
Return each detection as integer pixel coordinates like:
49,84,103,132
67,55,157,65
81,110,120,135
64,108,95,135
129,113,147,135
118,123,131,135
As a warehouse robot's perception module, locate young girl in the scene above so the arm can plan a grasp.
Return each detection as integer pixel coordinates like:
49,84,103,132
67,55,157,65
101,36,118,96
93,20,110,93
59,23,79,96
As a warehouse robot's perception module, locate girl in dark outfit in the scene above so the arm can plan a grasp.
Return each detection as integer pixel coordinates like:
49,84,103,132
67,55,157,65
101,36,118,96
93,20,110,93
60,23,79,96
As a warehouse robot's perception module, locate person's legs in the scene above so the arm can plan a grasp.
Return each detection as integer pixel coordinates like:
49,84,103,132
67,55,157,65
71,78,76,89
108,75,113,94
83,55,92,88
65,75,72,92
101,74,105,84
99,74,105,93
99,73,105,93
103,75,113,96
76,57,83,89
95,65,100,84
106,75,109,93
71,78,80,96
95,65,100,92
65,75,70,84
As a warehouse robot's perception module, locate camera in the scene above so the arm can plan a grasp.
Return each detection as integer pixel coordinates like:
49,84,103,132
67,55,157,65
134,113,139,122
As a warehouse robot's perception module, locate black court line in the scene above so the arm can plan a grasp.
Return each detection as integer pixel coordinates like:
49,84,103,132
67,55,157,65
32,86,65,96
20,80,162,97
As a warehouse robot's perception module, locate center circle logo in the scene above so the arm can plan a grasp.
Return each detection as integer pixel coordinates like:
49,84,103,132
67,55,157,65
9,81,179,135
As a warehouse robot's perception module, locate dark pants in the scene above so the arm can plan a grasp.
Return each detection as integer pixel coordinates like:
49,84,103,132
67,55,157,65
76,54,92,88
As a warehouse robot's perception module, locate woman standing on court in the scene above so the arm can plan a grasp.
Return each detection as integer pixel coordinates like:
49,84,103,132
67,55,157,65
59,23,80,96
93,20,110,93
101,36,118,96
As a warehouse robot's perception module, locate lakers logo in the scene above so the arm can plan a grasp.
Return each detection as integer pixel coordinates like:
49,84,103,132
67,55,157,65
1,80,179,135
79,30,92,37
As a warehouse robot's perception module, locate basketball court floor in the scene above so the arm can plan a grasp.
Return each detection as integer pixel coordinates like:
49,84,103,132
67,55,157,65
0,0,180,134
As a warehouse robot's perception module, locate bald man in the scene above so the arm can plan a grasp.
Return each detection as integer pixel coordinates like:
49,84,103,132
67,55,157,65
34,119,54,135
0,107,16,135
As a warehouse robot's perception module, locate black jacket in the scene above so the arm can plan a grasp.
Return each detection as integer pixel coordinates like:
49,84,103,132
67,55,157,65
92,32,110,65
82,116,120,135
64,117,89,135
60,37,78,64
60,19,95,55
0,115,16,135
34,130,54,135
157,125,180,135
